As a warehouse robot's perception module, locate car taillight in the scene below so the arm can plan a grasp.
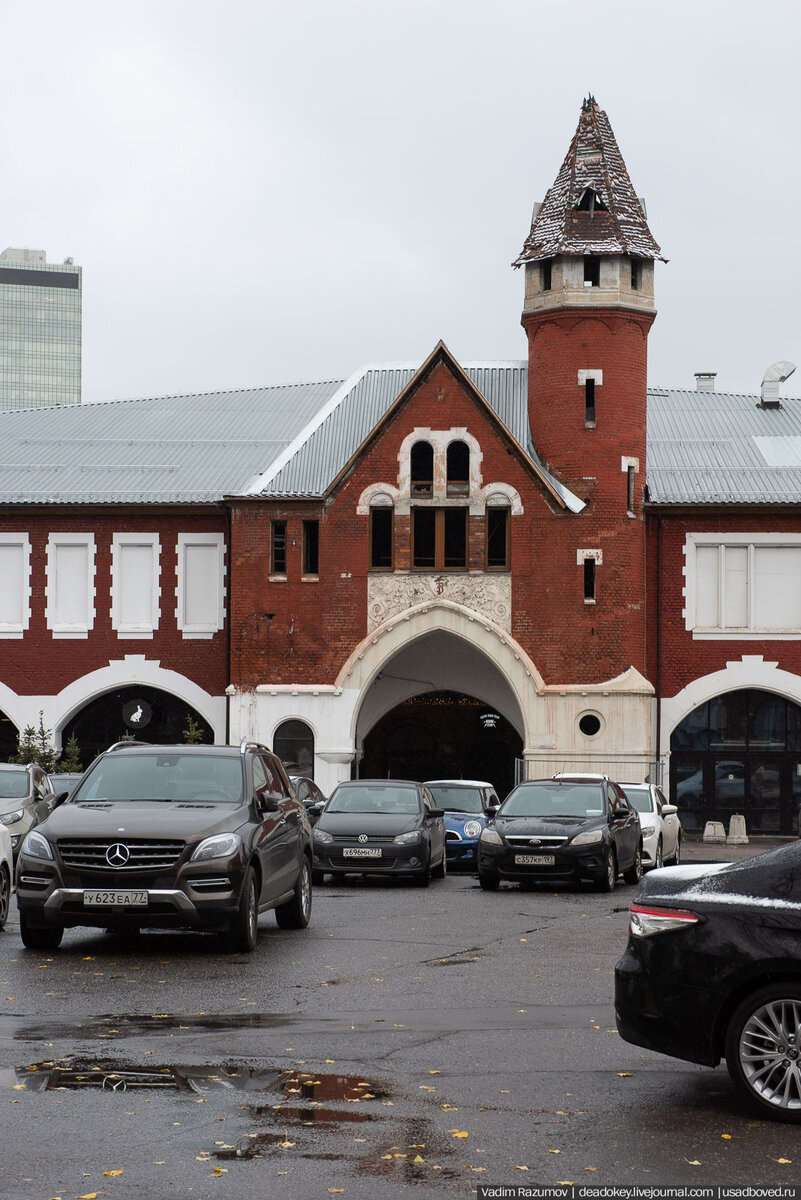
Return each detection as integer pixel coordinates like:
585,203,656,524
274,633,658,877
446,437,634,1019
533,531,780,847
629,903,700,938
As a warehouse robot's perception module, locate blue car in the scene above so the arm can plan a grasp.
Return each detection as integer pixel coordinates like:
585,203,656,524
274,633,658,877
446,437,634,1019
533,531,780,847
425,780,501,871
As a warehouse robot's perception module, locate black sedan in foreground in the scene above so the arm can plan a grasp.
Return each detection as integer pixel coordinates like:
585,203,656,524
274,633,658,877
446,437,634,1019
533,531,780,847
615,843,801,1122
477,775,642,891
312,780,446,887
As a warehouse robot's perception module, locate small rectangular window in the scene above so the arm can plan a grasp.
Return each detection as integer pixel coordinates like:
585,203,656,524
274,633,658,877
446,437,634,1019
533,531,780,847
631,259,641,290
271,520,287,576
584,558,596,601
627,465,636,514
584,256,600,287
412,508,436,569
302,520,319,576
541,260,552,291
585,378,596,424
486,508,509,568
370,508,393,569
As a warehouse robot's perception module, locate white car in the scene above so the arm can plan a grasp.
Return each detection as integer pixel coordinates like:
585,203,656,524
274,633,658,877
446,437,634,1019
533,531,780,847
619,783,682,870
0,823,12,931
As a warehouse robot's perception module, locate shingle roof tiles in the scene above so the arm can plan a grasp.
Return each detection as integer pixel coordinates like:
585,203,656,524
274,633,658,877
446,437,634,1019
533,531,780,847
514,97,664,266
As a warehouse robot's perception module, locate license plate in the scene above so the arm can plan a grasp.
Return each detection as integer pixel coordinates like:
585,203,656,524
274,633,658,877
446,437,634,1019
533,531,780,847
342,848,382,858
83,890,149,906
515,854,555,866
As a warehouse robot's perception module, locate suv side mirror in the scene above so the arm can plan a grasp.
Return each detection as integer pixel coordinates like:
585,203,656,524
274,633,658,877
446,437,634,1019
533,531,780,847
259,794,281,813
51,791,69,808
428,807,444,819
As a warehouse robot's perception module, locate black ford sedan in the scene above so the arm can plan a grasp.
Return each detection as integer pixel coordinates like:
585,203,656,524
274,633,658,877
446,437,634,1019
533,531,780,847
312,780,446,887
477,775,642,891
615,844,801,1122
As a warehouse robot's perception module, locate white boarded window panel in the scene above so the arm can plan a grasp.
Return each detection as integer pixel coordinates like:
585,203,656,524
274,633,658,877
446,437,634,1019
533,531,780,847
49,540,93,633
181,542,220,628
119,544,155,628
724,546,748,628
754,546,801,629
0,541,29,633
695,545,719,627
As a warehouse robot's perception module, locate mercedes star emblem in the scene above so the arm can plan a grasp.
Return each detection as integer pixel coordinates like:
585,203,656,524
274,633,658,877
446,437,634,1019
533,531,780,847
106,843,130,867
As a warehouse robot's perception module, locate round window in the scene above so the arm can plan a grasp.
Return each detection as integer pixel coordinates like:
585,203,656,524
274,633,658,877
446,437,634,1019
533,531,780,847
578,712,602,738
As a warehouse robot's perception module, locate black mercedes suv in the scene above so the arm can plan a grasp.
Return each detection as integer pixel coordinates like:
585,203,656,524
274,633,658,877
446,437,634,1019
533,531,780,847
15,740,313,953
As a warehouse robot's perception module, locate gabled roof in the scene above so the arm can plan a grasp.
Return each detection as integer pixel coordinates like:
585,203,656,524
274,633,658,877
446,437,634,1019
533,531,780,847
514,96,664,266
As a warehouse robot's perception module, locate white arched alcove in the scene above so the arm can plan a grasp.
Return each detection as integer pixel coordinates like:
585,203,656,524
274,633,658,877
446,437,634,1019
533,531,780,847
660,655,801,757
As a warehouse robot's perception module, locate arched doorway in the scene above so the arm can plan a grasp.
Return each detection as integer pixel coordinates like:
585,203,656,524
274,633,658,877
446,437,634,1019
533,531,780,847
62,686,213,767
670,688,801,835
361,690,523,798
273,719,315,777
0,709,19,762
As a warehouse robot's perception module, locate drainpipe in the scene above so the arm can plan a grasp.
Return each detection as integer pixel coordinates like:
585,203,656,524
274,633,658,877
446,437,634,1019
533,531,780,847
656,514,663,787
225,504,232,747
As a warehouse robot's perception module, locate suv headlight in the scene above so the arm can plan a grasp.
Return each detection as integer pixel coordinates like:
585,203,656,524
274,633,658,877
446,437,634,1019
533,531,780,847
394,830,421,845
480,828,503,845
463,820,482,839
313,828,333,843
190,833,242,862
0,809,25,826
21,830,53,860
571,829,603,846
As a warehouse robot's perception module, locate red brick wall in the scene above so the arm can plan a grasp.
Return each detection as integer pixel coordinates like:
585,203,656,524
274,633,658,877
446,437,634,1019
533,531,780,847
230,354,652,689
648,510,801,699
0,508,229,697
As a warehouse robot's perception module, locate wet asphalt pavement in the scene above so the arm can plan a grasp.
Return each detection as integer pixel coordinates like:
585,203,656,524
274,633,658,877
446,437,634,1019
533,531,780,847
1,841,799,1199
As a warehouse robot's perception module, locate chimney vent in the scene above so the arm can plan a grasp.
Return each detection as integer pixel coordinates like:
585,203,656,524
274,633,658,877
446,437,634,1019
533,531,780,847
759,361,796,410
694,372,716,392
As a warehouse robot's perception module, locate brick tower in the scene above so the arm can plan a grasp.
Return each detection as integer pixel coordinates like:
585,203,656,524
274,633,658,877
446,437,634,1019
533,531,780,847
515,97,665,678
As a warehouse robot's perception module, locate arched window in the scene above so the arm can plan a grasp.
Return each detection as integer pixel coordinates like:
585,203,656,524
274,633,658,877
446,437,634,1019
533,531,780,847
446,441,469,497
273,719,315,778
369,498,393,570
410,442,433,496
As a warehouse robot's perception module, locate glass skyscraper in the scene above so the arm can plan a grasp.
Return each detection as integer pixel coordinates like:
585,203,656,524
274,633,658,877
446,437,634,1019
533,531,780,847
0,247,82,409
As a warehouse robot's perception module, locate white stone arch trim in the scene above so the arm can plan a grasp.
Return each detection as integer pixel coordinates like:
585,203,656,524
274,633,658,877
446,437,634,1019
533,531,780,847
356,482,401,515
0,679,26,734
334,599,544,743
660,655,801,757
268,712,322,747
396,427,485,514
478,482,523,515
51,655,226,747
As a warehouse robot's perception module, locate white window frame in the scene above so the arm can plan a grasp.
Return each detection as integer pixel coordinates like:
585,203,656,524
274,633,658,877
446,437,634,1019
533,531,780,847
684,531,801,639
0,533,32,638
175,533,227,639
45,533,96,639
111,533,161,639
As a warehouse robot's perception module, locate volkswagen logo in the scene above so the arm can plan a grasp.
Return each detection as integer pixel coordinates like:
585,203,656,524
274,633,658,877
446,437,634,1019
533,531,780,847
358,834,369,844
106,843,130,867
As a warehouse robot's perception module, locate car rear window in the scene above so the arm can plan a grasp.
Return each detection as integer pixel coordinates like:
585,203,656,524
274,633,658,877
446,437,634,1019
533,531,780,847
500,782,605,818
620,786,653,814
71,753,244,806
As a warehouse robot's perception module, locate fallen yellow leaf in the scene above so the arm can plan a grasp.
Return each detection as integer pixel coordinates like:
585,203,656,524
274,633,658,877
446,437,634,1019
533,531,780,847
721,1134,732,1140
78,1193,99,1198
515,1164,529,1170
451,1131,469,1139
103,1170,123,1177
774,1158,793,1164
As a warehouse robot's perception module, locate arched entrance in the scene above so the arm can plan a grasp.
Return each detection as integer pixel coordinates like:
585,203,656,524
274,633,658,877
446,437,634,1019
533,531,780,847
361,689,522,796
62,686,213,767
670,688,801,835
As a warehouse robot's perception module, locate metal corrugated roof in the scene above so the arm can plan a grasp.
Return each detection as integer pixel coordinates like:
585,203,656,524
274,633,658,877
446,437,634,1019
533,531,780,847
0,381,342,503
1,369,799,508
646,388,801,504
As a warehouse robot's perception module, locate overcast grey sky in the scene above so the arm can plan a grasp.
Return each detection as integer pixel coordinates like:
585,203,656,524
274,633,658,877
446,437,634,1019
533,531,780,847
3,0,799,403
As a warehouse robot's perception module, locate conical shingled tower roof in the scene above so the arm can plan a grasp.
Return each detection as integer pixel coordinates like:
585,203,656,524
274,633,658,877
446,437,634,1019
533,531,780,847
513,96,665,266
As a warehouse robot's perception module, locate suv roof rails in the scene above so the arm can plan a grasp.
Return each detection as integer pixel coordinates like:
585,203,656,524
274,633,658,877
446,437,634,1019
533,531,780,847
106,740,151,752
239,738,271,756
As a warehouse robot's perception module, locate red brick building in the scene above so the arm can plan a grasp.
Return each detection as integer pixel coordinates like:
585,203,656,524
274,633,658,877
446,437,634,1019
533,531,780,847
1,98,800,832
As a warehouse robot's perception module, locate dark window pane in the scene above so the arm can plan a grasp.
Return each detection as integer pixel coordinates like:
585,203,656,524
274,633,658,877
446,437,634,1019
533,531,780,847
411,442,433,495
413,508,436,568
370,508,393,569
750,758,781,832
446,441,470,496
585,378,596,423
302,520,319,575
486,508,508,568
789,705,801,752
709,693,748,749
713,759,745,811
583,558,595,600
443,508,467,568
749,691,785,748
673,755,705,829
274,719,314,776
271,520,287,575
671,703,709,750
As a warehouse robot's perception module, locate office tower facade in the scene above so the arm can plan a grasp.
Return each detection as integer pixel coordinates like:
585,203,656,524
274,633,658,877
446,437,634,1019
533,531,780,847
0,247,82,409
